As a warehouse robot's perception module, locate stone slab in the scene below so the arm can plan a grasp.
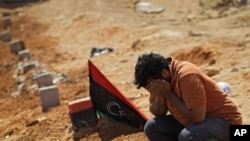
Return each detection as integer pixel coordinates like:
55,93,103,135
39,85,60,112
23,61,36,73
9,40,25,54
3,16,11,29
18,49,31,61
0,30,11,42
34,73,53,88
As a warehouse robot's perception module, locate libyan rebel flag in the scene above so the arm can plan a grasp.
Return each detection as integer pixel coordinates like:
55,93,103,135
88,60,148,128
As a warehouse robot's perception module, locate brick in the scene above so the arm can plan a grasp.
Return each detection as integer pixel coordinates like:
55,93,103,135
3,16,11,29
18,49,31,61
9,40,25,54
39,85,60,112
0,30,11,42
34,73,53,88
68,97,98,132
68,97,94,113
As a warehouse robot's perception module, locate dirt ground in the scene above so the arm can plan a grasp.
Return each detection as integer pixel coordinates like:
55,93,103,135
0,0,249,140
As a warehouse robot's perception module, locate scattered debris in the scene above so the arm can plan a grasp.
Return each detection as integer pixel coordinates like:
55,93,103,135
203,68,221,77
16,75,26,84
11,91,20,98
52,73,71,84
26,119,39,127
242,33,250,44
4,129,13,139
188,31,204,37
231,67,239,72
26,117,47,127
199,0,248,9
37,117,47,122
90,47,113,58
136,1,165,14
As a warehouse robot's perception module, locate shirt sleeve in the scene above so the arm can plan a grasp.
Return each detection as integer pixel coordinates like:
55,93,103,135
179,74,206,109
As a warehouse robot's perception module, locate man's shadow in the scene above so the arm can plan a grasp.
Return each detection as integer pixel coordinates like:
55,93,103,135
73,118,144,141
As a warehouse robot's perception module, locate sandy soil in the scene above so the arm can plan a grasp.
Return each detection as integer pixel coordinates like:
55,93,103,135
0,0,249,140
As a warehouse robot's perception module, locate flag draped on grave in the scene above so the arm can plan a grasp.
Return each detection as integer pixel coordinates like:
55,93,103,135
88,60,148,128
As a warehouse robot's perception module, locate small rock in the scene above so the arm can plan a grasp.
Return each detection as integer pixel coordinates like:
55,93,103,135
204,68,220,77
26,120,39,127
11,91,20,98
136,1,165,14
231,67,239,72
16,75,26,84
4,129,13,137
17,83,25,91
37,117,47,122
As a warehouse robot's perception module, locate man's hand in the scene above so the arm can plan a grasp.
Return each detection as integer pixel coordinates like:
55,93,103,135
146,79,172,99
147,78,206,123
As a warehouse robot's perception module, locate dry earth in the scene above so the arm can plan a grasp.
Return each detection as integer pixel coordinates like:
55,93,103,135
0,0,250,140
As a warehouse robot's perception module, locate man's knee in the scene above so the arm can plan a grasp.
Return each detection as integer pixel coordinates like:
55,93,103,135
178,128,218,141
178,128,192,141
144,118,155,135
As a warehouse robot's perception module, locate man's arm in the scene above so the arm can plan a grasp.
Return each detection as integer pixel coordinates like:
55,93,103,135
149,96,168,117
166,91,205,123
148,79,206,123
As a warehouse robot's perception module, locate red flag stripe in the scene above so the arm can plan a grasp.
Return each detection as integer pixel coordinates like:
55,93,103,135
88,60,148,121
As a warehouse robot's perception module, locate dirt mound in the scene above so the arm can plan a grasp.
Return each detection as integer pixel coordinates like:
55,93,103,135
170,45,220,66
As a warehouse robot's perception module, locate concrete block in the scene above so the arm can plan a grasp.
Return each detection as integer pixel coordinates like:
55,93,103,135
68,97,98,132
18,49,31,61
39,85,60,112
9,40,25,54
34,73,53,88
0,30,11,42
3,16,11,29
23,61,36,73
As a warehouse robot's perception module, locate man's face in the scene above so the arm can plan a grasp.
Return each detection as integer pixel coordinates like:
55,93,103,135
145,69,171,90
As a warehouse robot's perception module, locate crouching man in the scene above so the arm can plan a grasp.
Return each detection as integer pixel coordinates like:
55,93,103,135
134,53,242,141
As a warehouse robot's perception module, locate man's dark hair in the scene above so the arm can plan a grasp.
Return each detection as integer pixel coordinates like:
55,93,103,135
134,52,169,89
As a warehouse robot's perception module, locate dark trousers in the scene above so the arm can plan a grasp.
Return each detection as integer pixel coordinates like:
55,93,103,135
144,115,230,141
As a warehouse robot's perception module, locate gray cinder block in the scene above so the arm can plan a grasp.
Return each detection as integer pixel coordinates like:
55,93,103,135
39,85,60,112
9,40,25,54
34,73,53,88
0,30,11,42
3,16,11,29
18,49,31,61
